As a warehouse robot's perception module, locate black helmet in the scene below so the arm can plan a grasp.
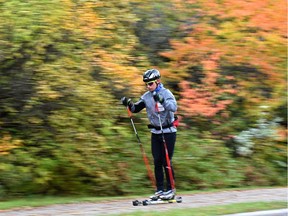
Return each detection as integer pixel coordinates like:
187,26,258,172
143,69,161,82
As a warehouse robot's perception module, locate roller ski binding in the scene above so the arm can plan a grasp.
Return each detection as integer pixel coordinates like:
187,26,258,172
132,190,182,206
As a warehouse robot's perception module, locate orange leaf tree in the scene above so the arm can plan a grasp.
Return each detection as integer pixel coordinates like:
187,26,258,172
161,0,287,134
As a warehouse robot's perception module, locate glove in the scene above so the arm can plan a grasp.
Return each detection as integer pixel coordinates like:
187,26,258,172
153,92,164,104
121,97,133,108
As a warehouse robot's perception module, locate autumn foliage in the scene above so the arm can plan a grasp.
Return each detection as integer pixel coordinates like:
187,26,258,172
178,53,237,118
0,0,286,197
162,0,286,121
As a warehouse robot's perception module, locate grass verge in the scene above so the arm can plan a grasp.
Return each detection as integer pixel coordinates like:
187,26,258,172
0,195,130,210
114,202,287,216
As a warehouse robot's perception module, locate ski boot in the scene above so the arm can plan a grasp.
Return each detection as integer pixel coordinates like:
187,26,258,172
159,189,175,200
149,190,163,201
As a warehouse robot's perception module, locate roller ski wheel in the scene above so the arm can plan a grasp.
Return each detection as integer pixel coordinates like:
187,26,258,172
142,200,149,206
132,200,141,206
176,196,182,203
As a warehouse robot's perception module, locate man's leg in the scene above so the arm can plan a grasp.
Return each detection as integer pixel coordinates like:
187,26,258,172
151,133,164,191
163,132,176,191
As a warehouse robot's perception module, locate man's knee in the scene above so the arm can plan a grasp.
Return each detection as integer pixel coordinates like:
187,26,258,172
154,158,163,166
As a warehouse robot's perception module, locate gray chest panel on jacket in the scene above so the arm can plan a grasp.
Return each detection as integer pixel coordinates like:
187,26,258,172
141,88,177,134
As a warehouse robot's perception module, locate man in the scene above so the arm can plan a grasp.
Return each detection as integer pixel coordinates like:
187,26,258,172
121,69,178,200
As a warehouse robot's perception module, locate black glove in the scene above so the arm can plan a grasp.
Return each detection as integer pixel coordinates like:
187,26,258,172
121,97,133,108
153,92,164,103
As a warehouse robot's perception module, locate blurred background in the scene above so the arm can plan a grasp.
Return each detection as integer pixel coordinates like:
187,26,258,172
0,0,286,198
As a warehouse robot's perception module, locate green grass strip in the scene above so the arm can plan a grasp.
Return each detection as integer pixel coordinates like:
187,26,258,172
114,202,287,216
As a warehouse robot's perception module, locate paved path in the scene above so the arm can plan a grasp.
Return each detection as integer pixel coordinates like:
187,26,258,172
224,208,288,216
0,188,287,216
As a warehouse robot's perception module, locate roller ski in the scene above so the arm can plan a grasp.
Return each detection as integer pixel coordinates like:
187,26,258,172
132,190,182,206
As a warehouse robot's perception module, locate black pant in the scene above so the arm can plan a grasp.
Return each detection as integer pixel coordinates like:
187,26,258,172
151,132,176,191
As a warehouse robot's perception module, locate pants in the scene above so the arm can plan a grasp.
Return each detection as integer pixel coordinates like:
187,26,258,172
151,132,176,191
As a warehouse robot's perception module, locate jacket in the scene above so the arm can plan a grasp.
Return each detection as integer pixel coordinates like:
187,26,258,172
130,85,177,134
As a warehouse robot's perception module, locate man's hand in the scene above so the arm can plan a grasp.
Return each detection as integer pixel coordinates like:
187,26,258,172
121,97,133,107
153,92,164,103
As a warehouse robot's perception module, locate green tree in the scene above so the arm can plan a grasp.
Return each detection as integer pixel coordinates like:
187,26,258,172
0,0,145,196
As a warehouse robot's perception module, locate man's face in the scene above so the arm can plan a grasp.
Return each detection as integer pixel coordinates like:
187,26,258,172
145,81,157,92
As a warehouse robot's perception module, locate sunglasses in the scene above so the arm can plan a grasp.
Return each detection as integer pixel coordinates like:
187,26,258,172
145,81,155,86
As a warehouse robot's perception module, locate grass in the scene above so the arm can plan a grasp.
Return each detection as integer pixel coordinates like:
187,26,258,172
0,195,131,210
114,202,287,216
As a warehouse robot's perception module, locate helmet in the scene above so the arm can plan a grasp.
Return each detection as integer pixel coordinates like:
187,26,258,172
143,69,161,82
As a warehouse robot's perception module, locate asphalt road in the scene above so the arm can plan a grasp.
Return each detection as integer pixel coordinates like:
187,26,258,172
224,208,288,216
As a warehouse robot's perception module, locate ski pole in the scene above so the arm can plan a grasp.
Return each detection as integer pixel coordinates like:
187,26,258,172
126,107,156,189
155,102,175,191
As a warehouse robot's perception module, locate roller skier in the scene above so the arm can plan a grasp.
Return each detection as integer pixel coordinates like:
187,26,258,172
121,69,178,202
